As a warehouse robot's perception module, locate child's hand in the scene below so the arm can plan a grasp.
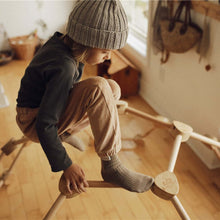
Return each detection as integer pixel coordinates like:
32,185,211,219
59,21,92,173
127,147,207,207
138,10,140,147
63,163,89,194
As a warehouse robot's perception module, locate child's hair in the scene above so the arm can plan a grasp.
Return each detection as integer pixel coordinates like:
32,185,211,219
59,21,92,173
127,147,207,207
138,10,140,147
62,34,90,64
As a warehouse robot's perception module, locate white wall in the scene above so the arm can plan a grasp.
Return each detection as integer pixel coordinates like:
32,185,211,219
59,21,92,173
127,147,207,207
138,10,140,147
0,0,74,43
122,1,220,169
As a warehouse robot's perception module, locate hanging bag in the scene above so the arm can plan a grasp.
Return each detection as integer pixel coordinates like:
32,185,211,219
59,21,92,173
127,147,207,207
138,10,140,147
152,0,170,54
159,1,202,53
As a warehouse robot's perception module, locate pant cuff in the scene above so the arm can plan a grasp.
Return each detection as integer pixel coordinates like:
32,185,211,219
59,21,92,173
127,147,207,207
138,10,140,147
98,148,120,161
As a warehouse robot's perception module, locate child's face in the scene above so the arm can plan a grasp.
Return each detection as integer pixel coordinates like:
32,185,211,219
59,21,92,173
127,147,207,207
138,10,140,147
85,48,111,65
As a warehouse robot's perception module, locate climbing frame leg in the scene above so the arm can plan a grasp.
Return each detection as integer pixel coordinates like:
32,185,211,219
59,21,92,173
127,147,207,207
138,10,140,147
168,134,183,172
0,139,30,188
43,193,67,220
171,196,190,220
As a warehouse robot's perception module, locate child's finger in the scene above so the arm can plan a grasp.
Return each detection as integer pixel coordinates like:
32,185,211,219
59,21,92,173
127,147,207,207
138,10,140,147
80,168,85,177
78,182,86,192
71,181,81,193
83,179,89,187
66,179,72,194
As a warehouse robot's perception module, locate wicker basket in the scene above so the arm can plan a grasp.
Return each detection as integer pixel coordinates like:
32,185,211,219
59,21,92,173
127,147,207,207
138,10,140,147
9,35,38,60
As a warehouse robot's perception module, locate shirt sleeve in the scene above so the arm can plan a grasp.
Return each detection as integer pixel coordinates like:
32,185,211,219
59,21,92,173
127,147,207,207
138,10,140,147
35,62,75,172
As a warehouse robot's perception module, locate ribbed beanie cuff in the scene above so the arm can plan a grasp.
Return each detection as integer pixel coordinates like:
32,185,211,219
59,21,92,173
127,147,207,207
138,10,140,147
66,0,128,50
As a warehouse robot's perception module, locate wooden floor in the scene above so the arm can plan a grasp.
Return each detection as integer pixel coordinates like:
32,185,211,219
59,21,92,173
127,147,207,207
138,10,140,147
0,60,220,220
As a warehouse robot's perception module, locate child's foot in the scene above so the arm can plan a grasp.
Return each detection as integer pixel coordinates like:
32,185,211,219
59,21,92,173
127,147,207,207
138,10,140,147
60,132,85,151
101,155,154,193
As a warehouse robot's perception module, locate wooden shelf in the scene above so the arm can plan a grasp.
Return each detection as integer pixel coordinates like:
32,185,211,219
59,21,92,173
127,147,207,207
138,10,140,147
172,1,220,21
191,1,220,21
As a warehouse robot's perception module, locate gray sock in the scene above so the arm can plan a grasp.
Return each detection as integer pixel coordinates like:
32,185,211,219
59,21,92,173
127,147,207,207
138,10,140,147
101,155,154,193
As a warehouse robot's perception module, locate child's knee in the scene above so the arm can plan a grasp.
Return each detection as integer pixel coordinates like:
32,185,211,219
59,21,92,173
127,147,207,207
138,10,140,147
106,79,121,100
88,77,121,100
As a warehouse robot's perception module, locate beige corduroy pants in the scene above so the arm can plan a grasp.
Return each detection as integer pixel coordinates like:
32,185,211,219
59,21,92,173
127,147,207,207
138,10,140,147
16,77,122,160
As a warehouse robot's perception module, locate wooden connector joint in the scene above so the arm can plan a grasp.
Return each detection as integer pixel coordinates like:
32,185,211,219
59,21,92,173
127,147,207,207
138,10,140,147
151,171,179,200
171,121,193,142
1,136,29,155
116,100,128,114
1,138,18,155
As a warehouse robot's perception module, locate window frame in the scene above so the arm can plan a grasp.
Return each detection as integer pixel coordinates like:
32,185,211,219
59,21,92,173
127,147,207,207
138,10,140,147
121,0,149,57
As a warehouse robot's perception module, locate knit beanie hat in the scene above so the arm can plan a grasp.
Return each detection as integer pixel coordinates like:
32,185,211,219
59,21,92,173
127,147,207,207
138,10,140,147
66,0,128,50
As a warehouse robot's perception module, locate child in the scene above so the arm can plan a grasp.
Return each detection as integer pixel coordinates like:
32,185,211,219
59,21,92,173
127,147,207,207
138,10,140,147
16,0,153,194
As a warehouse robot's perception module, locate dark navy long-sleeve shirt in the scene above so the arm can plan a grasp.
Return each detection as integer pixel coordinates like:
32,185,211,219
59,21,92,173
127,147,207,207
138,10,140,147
16,32,84,172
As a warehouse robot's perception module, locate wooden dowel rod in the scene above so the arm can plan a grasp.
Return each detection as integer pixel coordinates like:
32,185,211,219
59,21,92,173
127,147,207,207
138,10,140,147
43,193,66,220
171,196,190,220
125,106,172,128
168,134,183,172
87,181,119,188
6,143,26,174
191,132,220,149
12,136,29,145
